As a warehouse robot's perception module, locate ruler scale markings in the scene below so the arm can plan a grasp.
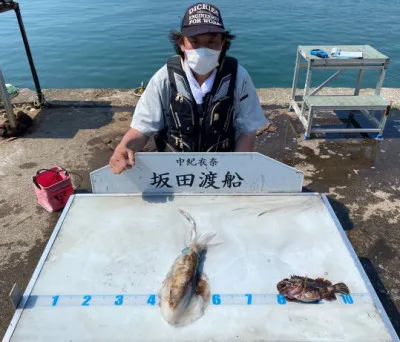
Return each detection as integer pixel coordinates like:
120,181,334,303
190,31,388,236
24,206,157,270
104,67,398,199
24,293,370,308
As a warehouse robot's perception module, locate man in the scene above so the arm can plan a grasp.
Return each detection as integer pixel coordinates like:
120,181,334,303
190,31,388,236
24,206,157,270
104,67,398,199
109,2,267,174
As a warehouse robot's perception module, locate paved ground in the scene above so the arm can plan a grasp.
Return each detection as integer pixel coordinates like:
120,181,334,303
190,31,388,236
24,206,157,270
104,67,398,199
1,88,399,339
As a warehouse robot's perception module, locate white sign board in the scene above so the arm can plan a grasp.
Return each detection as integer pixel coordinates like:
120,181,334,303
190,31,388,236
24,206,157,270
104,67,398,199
4,194,398,342
90,152,304,194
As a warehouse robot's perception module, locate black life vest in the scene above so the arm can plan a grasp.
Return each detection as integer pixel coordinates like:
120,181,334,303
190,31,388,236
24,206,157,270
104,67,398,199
154,55,238,152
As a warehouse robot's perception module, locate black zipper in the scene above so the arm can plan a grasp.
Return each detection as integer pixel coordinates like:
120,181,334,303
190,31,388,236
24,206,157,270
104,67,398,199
224,105,234,132
210,102,219,127
206,138,229,152
171,134,192,151
172,95,195,151
169,104,180,129
161,136,178,152
179,95,196,151
199,95,212,152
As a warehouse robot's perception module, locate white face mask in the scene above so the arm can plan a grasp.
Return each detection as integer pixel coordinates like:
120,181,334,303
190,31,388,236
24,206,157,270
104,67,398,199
185,48,221,75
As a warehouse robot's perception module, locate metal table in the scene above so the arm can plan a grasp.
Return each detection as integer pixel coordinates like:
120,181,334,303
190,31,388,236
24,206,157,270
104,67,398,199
289,45,391,139
3,153,399,342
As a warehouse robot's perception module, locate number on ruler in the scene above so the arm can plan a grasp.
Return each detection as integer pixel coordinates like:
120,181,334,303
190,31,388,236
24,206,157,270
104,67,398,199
244,293,252,305
82,295,92,306
212,294,221,305
277,294,287,305
115,295,124,306
340,294,354,304
51,295,59,307
147,294,156,306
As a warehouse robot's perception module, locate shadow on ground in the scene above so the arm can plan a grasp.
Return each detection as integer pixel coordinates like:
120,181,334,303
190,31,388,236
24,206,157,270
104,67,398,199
23,101,119,139
260,105,400,140
360,257,400,337
308,108,400,140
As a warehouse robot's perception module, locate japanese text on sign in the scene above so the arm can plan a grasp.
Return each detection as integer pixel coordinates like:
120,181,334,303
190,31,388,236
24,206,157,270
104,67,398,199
150,171,244,189
176,157,218,168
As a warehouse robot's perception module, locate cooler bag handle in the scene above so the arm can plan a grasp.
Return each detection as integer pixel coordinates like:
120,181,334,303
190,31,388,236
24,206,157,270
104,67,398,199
35,168,69,176
32,168,70,189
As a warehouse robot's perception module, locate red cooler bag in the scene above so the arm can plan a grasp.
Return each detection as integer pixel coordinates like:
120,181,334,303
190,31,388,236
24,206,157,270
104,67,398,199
32,167,74,212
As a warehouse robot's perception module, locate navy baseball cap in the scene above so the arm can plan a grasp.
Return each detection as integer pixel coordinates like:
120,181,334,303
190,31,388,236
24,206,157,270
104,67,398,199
181,3,226,37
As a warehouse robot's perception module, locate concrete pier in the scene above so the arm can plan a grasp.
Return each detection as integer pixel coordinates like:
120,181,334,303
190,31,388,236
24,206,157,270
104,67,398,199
1,87,399,338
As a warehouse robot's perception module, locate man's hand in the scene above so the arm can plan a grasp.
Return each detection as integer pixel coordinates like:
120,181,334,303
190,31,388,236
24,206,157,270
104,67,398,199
108,128,149,174
109,144,135,174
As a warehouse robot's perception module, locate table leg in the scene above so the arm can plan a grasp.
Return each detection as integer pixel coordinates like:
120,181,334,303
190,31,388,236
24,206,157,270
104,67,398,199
300,61,312,119
374,68,387,95
289,50,301,111
304,106,314,140
354,69,365,95
376,104,391,139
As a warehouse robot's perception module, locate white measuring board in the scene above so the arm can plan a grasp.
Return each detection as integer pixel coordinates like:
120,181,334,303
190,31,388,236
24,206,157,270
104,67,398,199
4,194,398,341
90,152,304,193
